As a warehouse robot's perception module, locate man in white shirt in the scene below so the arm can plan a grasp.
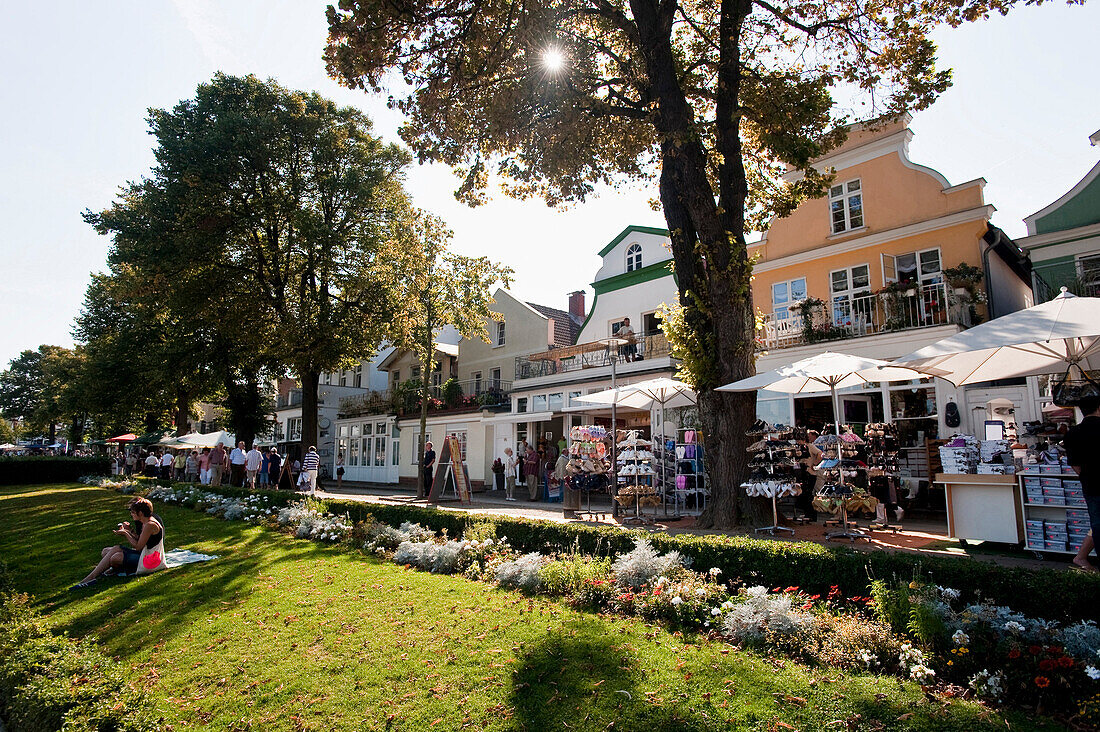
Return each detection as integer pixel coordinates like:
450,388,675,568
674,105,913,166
229,441,248,487
301,446,320,496
159,450,174,480
245,444,263,489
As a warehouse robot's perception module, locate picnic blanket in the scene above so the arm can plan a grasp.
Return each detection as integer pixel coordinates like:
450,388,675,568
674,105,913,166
163,549,218,568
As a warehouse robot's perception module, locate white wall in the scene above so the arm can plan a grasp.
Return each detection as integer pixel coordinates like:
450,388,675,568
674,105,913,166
593,230,673,281
576,275,679,342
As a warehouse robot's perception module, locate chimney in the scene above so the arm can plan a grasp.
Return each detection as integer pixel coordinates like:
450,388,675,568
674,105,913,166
568,290,586,320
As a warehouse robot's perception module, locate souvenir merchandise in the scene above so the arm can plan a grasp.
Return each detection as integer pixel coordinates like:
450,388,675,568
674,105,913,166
938,435,978,474
616,430,658,523
863,423,904,528
670,427,708,512
812,427,874,541
742,426,800,535
564,426,611,516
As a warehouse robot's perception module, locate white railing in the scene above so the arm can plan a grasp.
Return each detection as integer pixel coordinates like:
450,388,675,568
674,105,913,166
758,282,969,350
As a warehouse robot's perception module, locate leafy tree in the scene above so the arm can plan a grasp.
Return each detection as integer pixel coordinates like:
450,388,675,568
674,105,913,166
0,346,73,442
325,0,1070,526
388,209,512,497
88,74,414,452
0,414,17,444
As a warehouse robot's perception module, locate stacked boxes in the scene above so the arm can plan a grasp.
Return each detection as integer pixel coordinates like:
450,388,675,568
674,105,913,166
1023,476,1043,504
1044,519,1069,552
939,436,978,474
1067,508,1091,551
1064,479,1086,508
1025,518,1045,546
1041,477,1066,506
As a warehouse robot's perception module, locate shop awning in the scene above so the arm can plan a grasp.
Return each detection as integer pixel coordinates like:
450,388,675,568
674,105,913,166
487,410,555,423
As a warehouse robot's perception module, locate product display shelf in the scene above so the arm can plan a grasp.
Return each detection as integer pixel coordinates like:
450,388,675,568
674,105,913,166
616,431,657,525
566,425,612,520
671,427,708,513
744,430,798,536
864,422,904,533
813,433,872,542
1017,468,1089,559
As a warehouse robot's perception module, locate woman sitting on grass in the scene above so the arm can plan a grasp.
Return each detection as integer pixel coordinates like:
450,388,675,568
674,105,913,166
72,497,165,590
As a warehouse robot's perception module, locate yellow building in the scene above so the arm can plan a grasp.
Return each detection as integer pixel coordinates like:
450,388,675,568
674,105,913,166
750,115,1034,474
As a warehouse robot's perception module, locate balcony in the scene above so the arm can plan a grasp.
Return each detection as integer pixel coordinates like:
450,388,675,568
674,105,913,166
338,379,512,418
758,282,973,350
515,333,672,380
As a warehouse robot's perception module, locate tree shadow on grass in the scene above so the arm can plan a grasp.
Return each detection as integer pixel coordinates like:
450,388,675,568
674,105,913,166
508,618,718,732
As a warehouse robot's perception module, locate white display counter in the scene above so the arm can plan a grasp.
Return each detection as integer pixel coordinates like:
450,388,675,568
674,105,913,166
935,473,1023,545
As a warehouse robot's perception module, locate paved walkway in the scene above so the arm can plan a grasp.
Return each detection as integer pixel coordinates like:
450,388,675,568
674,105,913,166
312,481,1084,573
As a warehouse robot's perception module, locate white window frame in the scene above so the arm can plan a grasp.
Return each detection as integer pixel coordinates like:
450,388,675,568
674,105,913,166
829,264,872,327
770,277,807,323
495,321,506,347
354,364,363,388
490,367,502,389
641,310,662,336
626,242,642,272
882,247,942,287
829,178,864,234
472,371,483,393
415,431,431,465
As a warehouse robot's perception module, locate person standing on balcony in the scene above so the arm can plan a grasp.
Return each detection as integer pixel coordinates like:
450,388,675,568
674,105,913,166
422,441,436,496
618,317,637,361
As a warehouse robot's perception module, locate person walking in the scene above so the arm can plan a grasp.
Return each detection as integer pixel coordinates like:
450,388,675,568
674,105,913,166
503,447,517,501
335,451,345,489
245,443,263,490
143,451,159,477
159,450,173,480
208,443,226,486
269,448,288,490
258,448,270,488
185,450,199,483
1064,394,1100,572
173,449,186,481
524,444,540,501
125,450,137,476
229,441,248,487
198,448,211,485
301,446,320,496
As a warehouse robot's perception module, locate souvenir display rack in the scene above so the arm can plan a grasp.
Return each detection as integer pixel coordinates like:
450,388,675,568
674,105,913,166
566,425,611,519
864,422,904,531
1018,461,1088,559
812,430,876,542
671,427,708,513
616,430,657,525
742,425,800,535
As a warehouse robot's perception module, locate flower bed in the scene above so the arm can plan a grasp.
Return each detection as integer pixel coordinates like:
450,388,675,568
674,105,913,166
76,476,1100,724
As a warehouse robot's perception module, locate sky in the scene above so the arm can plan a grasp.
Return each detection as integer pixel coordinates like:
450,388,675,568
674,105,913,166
1,1,1098,368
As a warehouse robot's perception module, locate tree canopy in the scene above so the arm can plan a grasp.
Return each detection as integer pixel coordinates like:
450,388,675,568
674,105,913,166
325,0,1073,526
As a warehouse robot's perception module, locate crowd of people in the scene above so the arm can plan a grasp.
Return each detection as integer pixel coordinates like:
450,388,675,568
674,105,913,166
110,441,324,493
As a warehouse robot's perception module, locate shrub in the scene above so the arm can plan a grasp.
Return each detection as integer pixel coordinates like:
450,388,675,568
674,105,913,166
0,590,158,731
723,586,812,647
812,613,901,671
495,553,549,592
0,457,110,485
538,554,612,597
612,538,688,590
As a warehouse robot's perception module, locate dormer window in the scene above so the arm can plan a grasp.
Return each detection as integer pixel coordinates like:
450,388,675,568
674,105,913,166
830,179,863,234
626,243,642,272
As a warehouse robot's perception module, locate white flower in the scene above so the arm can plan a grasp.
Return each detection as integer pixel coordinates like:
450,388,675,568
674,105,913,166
1087,666,1100,681
721,600,735,611
1003,621,1026,634
909,664,935,684
952,630,970,646
708,567,722,577
695,588,706,597
670,596,683,606
711,608,721,616
937,586,960,602
857,649,876,668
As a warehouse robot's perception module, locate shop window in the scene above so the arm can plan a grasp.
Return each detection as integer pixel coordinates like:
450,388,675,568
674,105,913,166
532,394,548,412
829,179,863,234
548,392,563,411
757,397,792,427
349,438,360,467
626,243,642,272
568,390,582,406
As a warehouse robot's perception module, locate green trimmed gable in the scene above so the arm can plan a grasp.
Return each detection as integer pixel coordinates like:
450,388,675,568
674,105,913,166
597,224,670,257
1034,163,1100,235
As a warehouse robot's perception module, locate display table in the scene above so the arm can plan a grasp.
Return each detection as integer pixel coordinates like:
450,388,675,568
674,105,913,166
934,473,1023,545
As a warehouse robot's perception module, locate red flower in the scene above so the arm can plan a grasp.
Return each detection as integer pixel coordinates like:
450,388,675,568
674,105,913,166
810,594,821,600
801,602,813,610
1029,645,1042,656
1034,676,1050,689
1007,648,1021,659
653,588,662,596
1047,645,1064,655
1057,656,1075,669
783,586,799,593
1039,659,1055,672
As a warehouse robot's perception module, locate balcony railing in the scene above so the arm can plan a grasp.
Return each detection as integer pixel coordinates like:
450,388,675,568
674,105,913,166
338,379,512,418
515,333,672,380
758,282,972,350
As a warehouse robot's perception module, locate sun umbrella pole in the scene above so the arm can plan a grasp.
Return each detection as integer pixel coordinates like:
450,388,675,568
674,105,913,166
830,382,845,487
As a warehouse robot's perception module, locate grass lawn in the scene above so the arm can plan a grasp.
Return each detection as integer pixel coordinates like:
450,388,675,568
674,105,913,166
0,484,1066,731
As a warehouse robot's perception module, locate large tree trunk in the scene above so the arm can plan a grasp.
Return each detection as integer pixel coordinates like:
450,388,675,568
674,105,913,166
300,370,320,455
635,0,764,528
174,388,191,434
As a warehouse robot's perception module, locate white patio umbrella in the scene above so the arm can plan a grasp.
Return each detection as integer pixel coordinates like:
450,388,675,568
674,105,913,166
717,351,943,437
576,377,698,517
176,430,236,448
892,288,1100,385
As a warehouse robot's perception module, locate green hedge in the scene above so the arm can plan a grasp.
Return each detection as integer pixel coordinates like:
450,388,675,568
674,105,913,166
0,457,110,486
316,498,1100,624
0,567,158,732
119,480,1100,624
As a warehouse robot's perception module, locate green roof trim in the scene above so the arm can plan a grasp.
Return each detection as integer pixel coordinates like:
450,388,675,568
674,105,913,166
593,261,676,295
1034,163,1100,235
597,225,670,258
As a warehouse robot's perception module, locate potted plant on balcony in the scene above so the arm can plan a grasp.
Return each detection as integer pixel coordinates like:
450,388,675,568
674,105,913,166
441,378,463,409
942,262,986,325
874,279,917,331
